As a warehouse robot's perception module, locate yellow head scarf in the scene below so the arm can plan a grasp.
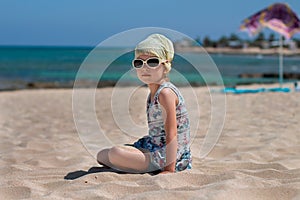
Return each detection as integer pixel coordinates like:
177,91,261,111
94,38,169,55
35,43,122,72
135,34,174,72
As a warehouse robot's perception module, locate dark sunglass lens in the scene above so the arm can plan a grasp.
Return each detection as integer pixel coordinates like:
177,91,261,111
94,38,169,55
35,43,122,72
147,58,160,67
133,60,143,68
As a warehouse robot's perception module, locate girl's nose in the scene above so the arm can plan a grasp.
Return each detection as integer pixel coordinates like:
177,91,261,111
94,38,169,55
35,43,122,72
141,64,149,70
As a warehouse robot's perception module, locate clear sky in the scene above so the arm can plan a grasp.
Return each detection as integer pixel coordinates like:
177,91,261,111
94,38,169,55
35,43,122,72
1,0,300,46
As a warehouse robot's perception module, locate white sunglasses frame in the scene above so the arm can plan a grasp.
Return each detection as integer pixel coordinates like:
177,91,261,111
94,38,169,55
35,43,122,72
132,57,166,69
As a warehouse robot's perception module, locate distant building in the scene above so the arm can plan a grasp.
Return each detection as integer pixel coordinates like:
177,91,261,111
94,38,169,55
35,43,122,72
242,42,249,49
288,40,297,50
228,40,242,48
270,39,297,50
174,38,198,48
261,41,270,49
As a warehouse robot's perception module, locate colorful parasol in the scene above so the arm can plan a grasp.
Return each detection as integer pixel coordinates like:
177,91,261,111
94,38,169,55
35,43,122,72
240,3,300,87
240,3,300,39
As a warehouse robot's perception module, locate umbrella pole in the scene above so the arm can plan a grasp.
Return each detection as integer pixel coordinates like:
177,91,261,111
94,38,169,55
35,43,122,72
279,34,283,88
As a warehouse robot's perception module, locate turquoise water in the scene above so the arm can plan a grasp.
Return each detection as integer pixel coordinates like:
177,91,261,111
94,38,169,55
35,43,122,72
0,46,299,89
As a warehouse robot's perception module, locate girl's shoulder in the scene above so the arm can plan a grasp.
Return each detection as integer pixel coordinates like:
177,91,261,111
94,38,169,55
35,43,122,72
158,87,178,105
156,82,180,97
156,82,182,105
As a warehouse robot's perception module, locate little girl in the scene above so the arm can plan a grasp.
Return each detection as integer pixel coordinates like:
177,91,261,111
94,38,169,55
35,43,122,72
97,34,192,174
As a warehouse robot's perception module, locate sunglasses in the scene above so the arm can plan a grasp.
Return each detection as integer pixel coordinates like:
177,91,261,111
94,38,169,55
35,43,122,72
132,58,164,69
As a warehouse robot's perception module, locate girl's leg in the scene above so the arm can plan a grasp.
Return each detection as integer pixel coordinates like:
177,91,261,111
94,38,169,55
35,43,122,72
97,146,150,173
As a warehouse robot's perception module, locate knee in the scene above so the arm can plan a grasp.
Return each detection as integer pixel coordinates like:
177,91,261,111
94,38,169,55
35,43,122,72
109,146,123,156
108,146,123,164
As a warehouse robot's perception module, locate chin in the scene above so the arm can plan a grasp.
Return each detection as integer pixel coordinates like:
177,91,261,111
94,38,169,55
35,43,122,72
140,79,164,85
138,76,165,85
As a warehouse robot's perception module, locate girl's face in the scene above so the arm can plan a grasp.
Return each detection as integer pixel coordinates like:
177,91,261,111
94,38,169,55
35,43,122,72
134,54,167,85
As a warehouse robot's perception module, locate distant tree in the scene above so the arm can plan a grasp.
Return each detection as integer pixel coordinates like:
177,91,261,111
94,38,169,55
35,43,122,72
256,32,265,41
268,33,275,42
212,41,218,48
203,36,212,47
229,33,240,41
252,32,266,47
218,36,228,47
267,33,276,48
294,39,300,48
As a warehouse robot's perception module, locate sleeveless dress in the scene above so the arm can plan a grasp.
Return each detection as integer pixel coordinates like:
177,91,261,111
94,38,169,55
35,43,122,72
132,82,192,172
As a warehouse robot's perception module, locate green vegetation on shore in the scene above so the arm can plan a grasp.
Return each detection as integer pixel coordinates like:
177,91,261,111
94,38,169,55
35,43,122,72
200,33,300,49
175,33,300,56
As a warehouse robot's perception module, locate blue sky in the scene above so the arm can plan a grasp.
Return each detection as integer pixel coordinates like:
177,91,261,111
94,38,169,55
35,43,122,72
0,0,300,46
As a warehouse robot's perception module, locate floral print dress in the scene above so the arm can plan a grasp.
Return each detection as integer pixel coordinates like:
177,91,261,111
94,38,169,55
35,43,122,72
133,82,192,172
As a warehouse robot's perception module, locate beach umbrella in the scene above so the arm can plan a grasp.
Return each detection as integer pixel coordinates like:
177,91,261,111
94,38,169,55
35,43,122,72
240,3,300,87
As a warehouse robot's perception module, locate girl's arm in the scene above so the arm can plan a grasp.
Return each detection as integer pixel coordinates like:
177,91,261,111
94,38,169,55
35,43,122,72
158,88,178,173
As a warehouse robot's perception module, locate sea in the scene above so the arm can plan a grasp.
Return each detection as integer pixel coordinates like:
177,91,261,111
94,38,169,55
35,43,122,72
0,46,300,90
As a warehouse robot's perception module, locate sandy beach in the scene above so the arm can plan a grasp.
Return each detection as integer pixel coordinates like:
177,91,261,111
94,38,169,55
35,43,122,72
1,84,300,199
